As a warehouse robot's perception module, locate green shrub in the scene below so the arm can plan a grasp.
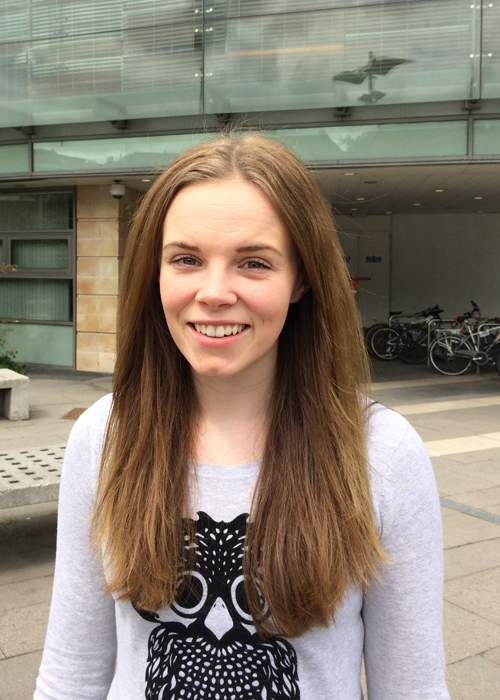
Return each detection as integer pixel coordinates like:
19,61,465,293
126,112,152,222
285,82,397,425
0,327,25,373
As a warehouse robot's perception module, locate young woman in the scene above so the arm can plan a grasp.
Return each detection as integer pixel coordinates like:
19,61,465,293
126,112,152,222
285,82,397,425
35,134,449,699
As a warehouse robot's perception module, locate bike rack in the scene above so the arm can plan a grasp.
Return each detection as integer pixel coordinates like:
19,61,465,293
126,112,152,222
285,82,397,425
426,319,459,366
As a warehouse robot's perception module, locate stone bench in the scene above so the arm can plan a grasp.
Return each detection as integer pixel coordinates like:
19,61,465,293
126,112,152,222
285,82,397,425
0,445,64,509
0,368,29,420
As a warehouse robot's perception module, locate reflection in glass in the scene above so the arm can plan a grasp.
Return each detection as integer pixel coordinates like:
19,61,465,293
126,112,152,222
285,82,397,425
266,122,467,161
0,279,72,322
473,120,500,156
11,240,69,270
0,322,73,366
34,134,209,172
205,1,476,113
0,1,203,128
0,145,30,173
480,2,500,99
0,192,73,231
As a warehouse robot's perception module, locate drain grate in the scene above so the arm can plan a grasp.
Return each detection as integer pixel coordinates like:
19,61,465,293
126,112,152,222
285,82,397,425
0,445,65,509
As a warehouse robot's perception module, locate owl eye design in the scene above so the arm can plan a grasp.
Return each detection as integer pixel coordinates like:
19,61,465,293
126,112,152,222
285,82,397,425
231,574,253,621
171,570,208,617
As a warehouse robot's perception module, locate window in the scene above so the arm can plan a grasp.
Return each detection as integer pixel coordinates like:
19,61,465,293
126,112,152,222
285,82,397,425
0,189,73,337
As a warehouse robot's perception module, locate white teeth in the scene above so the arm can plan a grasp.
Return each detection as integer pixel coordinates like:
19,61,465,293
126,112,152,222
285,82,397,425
193,323,246,337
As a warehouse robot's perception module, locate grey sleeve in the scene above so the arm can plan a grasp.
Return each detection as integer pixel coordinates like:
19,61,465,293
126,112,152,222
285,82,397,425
362,422,450,700
34,402,116,699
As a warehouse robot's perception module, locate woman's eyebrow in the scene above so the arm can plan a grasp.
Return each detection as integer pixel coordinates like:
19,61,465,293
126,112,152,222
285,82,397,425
163,241,200,251
163,241,282,257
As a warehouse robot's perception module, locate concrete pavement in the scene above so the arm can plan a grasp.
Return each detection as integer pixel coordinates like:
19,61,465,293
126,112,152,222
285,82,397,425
0,363,499,699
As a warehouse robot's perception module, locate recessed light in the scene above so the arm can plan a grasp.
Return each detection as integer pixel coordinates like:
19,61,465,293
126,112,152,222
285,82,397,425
435,188,445,192
142,178,152,183
344,172,355,176
413,202,421,206
474,195,483,200
356,197,365,201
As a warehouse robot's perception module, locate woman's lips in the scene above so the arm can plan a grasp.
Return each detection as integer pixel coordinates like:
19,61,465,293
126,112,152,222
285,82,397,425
188,323,250,347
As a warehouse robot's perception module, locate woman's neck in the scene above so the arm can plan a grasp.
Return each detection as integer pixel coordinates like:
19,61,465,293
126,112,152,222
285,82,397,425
192,367,273,465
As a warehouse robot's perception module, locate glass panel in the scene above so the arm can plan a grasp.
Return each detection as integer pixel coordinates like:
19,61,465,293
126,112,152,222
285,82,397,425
34,133,209,172
0,191,73,231
205,0,477,114
0,322,73,367
267,121,467,161
0,0,203,128
481,2,500,99
473,120,500,156
0,278,72,321
11,239,69,269
0,144,30,173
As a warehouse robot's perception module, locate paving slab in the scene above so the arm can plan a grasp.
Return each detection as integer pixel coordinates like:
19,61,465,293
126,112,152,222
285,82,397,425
445,567,500,626
444,601,500,663
0,650,42,700
433,464,499,496
443,446,500,465
0,602,49,657
433,456,500,484
446,654,500,700
484,646,500,665
0,575,53,614
442,510,500,548
444,538,500,581
0,548,54,586
450,486,500,516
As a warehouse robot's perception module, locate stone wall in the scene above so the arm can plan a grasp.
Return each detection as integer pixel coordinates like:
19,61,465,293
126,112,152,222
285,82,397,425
75,185,139,372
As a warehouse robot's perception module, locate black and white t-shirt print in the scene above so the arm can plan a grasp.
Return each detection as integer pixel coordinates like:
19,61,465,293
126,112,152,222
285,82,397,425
134,511,300,700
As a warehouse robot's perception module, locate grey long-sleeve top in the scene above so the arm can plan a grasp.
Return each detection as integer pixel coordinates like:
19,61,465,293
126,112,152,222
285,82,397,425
34,394,450,700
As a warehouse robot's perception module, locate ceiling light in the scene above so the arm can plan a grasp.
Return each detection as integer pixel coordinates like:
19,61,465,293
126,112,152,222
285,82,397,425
474,195,483,200
142,178,151,183
385,211,392,215
344,172,355,176
356,197,365,201
435,188,444,192
412,202,421,206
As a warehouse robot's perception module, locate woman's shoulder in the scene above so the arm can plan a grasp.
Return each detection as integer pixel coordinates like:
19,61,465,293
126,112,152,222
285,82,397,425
66,393,113,461
365,400,418,455
364,401,435,523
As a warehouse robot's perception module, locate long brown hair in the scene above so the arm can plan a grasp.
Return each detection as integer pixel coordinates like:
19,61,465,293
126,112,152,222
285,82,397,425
92,133,385,637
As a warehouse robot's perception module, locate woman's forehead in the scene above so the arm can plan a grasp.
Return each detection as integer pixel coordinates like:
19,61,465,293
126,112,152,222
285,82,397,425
162,179,289,248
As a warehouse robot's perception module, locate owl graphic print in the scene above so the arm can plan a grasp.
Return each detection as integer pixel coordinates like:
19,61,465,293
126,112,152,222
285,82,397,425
134,511,300,699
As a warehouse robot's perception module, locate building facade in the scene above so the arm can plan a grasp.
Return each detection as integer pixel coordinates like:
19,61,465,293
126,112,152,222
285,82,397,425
1,0,499,371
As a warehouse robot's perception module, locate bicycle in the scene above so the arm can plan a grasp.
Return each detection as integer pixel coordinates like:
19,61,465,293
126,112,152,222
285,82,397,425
429,319,500,376
369,305,443,364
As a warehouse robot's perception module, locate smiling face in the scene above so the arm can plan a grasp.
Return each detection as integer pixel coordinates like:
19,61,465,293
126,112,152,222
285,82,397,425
159,177,303,382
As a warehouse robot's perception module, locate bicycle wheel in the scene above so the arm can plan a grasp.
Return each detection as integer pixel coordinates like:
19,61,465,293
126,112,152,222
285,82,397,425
364,323,387,357
370,327,403,361
429,335,473,376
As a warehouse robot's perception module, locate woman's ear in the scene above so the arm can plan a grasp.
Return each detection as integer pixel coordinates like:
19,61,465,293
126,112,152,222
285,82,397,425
290,278,309,304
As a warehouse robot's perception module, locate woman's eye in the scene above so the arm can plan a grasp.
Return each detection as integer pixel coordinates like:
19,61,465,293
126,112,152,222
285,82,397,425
242,259,271,270
172,255,200,266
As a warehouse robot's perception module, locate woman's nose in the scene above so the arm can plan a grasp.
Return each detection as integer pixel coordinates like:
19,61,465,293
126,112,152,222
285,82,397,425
194,268,237,307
